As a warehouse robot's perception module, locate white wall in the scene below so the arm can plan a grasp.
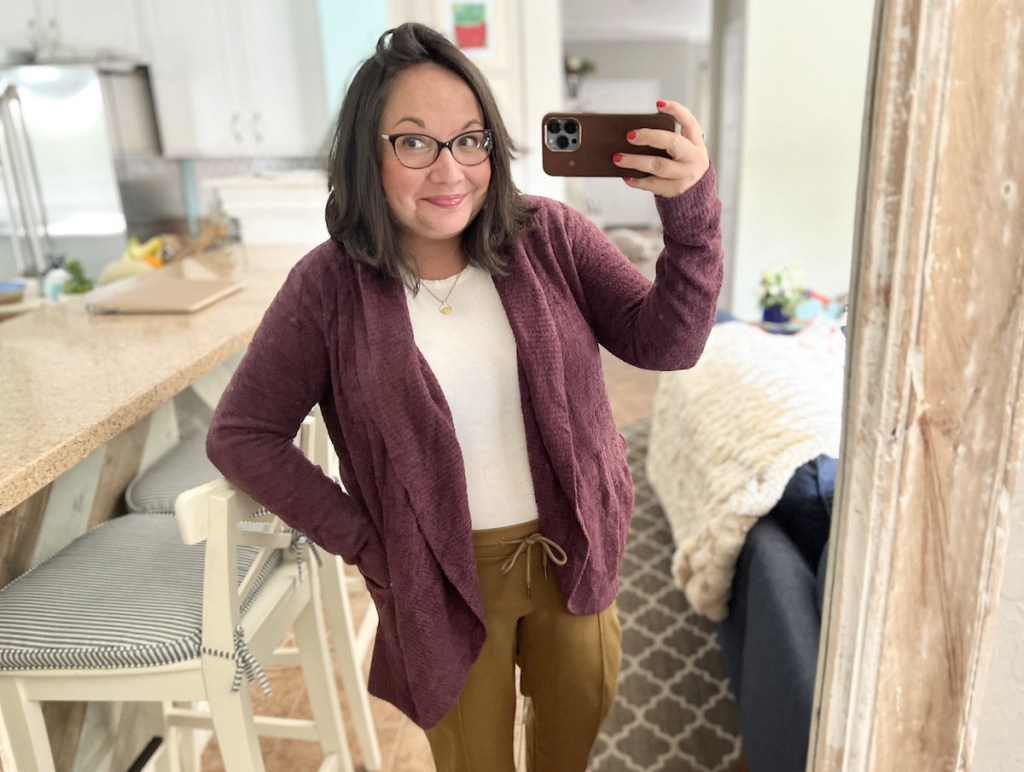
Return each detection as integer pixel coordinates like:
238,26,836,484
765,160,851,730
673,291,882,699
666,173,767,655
727,1,873,319
517,3,565,200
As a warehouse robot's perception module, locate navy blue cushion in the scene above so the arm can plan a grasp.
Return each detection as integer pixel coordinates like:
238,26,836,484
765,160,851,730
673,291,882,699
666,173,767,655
717,517,820,772
766,454,837,569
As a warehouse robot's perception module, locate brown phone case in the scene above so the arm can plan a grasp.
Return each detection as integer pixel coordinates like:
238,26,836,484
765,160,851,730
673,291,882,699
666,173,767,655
541,112,676,177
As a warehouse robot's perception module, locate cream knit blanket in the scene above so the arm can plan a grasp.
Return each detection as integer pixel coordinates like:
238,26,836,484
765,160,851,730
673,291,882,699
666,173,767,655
645,320,846,621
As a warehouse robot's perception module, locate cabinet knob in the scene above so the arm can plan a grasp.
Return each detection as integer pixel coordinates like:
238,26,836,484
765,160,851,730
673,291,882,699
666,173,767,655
252,112,263,144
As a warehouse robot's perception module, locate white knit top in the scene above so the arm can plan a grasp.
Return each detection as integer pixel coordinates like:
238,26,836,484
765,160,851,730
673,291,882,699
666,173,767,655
406,265,540,530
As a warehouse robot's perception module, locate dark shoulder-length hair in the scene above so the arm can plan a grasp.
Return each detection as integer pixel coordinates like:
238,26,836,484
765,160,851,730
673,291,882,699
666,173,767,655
325,22,534,285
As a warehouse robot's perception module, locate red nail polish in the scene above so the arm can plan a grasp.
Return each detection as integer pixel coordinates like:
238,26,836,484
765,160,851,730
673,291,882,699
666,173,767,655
627,130,637,140
656,100,667,108
613,153,624,163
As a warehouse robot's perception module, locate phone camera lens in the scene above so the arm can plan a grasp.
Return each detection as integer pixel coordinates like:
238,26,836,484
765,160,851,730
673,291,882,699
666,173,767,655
556,134,570,149
564,120,579,134
547,119,562,134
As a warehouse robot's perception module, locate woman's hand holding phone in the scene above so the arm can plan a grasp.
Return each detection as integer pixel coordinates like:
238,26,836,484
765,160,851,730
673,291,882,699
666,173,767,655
616,100,710,198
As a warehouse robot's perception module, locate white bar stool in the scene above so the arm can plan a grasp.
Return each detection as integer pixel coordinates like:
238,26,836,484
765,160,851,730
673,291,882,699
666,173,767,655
0,479,350,771
124,416,382,771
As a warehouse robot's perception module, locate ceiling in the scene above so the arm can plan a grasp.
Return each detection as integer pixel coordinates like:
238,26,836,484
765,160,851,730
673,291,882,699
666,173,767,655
561,0,712,42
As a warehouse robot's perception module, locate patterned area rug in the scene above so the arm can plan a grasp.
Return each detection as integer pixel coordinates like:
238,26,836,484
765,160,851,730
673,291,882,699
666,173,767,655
589,420,742,772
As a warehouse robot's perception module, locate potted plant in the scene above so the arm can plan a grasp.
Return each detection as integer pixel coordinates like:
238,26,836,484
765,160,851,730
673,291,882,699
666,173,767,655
758,265,807,323
64,260,95,295
564,55,596,99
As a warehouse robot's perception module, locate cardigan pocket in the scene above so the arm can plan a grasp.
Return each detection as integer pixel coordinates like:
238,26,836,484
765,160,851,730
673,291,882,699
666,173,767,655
355,530,391,590
364,576,396,645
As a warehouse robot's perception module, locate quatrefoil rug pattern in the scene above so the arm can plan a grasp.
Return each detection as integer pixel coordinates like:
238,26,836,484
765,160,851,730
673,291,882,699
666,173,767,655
590,420,741,772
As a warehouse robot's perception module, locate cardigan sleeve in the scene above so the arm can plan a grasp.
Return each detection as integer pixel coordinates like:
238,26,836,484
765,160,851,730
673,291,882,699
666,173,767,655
206,256,373,566
568,165,724,370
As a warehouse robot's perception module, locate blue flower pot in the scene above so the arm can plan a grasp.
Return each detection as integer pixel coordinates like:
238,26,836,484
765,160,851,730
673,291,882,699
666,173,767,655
762,304,790,323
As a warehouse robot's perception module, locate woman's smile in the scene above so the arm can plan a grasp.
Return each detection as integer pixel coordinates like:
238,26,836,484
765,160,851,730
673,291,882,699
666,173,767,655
423,194,467,209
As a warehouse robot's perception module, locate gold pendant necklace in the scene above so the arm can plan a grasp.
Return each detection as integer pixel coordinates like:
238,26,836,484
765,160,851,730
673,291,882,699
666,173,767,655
421,269,464,315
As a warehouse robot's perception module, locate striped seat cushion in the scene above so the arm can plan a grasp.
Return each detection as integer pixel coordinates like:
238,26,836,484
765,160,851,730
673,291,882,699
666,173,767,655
0,514,280,671
125,431,221,514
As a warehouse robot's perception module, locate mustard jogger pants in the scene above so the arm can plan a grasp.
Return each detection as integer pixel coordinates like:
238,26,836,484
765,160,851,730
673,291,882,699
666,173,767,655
425,519,622,772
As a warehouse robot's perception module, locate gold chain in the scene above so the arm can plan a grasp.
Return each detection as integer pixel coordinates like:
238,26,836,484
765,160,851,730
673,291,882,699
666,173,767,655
420,270,464,315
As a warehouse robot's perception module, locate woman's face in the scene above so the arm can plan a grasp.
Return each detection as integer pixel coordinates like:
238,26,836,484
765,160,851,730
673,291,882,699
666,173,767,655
379,63,492,262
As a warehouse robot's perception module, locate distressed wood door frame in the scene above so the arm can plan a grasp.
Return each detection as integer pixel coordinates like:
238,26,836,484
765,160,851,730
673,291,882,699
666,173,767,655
811,0,1024,769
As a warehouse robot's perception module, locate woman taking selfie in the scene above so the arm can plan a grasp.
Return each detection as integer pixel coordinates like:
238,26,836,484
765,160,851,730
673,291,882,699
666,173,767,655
207,21,722,772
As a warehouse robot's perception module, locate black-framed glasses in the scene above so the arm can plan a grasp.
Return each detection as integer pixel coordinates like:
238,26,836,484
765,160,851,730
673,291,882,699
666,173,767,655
380,129,494,169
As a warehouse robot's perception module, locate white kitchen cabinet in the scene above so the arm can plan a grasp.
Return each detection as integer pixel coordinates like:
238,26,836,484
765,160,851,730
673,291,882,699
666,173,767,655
141,0,331,158
0,0,144,62
46,0,145,60
0,0,37,58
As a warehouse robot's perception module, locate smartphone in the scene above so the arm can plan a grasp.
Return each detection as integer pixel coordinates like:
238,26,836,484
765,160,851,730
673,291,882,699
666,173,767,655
541,112,676,177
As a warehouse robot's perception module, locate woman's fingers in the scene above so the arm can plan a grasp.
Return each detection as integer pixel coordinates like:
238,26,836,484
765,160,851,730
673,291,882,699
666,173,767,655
661,100,704,146
614,152,681,178
625,101,704,156
624,126,688,159
620,167,702,197
621,172,687,196
615,99,710,197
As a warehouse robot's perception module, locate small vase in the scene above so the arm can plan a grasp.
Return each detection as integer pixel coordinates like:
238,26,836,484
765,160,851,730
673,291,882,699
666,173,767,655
762,304,790,324
566,73,581,99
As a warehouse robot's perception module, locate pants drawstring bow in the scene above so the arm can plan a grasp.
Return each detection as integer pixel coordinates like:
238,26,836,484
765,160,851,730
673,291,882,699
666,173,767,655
499,533,568,599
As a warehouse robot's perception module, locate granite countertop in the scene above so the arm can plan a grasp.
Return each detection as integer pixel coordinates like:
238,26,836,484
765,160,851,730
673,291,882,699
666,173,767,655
0,243,315,514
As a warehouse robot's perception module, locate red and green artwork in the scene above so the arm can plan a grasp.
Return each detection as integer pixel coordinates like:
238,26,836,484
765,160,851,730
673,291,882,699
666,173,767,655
452,3,487,49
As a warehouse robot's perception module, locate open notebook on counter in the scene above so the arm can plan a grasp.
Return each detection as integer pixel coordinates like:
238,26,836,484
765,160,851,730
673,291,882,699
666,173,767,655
85,277,244,315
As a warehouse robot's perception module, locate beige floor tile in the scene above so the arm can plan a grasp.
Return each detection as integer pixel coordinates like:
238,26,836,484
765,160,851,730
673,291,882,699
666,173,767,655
388,719,436,772
368,693,408,730
372,721,404,771
601,348,661,429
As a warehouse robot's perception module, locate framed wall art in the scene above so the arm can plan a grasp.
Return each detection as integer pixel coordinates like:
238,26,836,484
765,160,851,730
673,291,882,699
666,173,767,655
434,0,504,66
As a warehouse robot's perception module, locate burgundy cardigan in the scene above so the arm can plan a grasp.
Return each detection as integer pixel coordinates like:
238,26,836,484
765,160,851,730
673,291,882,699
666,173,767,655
207,168,723,728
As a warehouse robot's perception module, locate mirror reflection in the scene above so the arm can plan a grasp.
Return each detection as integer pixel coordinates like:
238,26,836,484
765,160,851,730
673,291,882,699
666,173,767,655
0,0,872,770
